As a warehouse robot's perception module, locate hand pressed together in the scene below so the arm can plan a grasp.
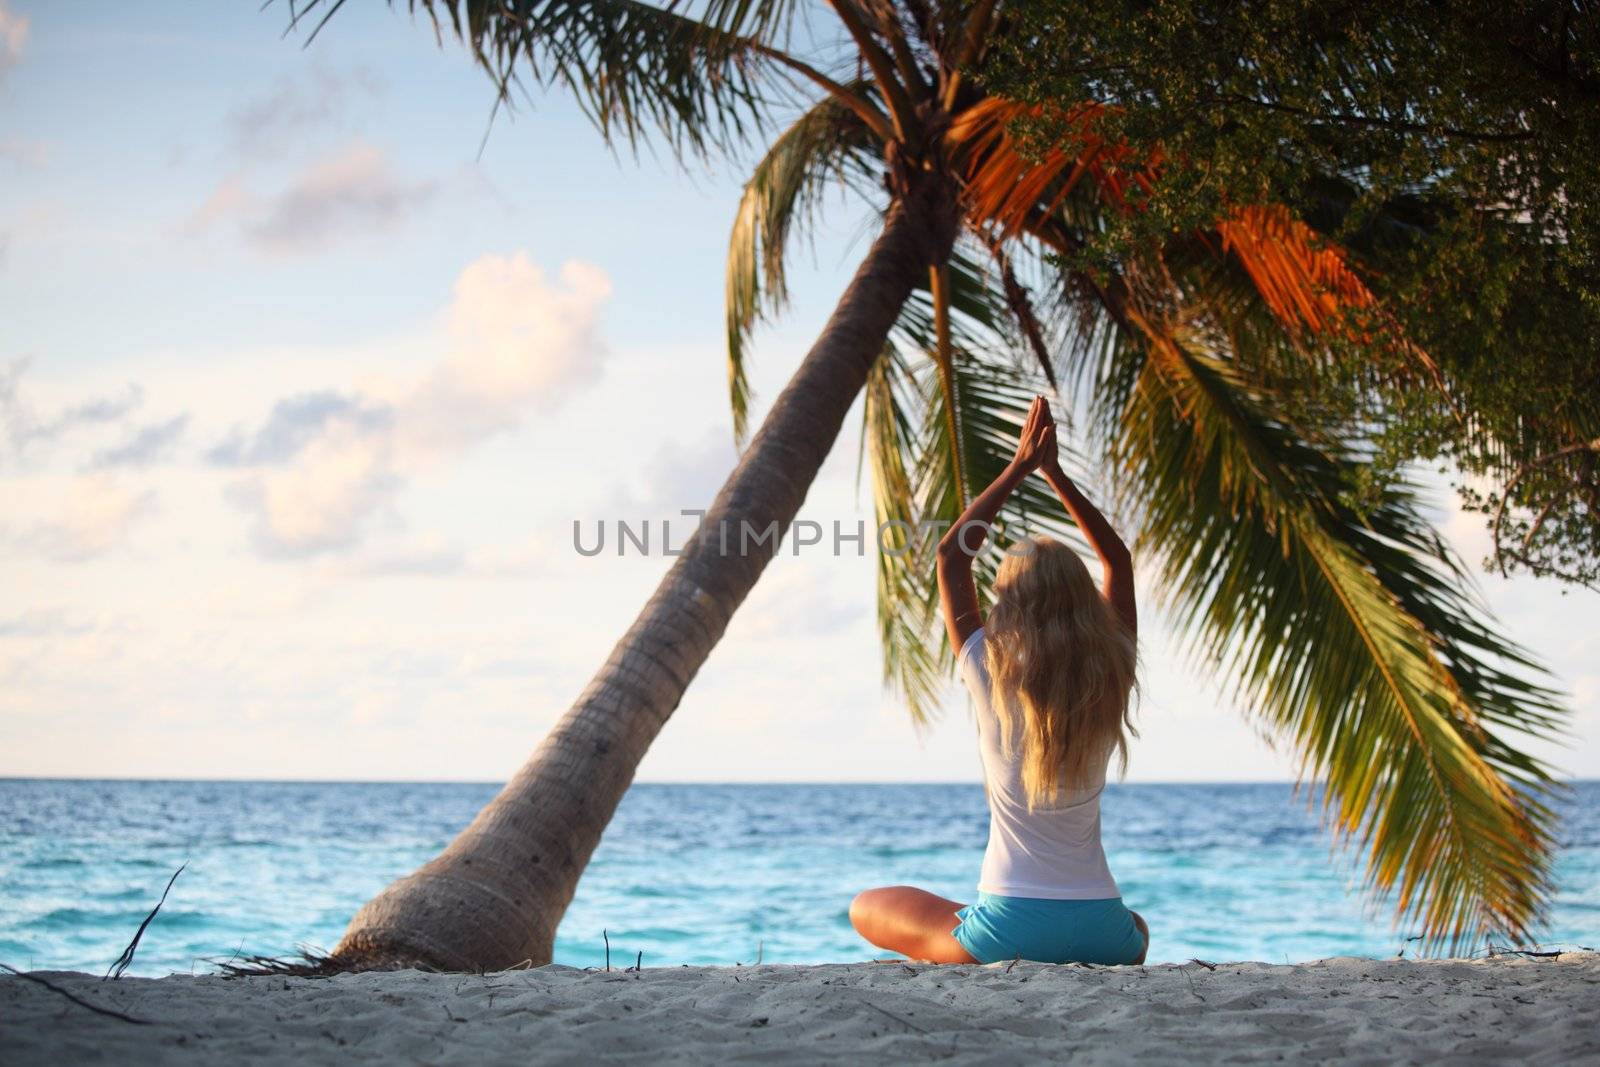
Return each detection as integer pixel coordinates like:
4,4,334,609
1011,396,1059,473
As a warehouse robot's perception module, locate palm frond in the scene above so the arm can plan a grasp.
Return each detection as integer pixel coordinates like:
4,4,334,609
863,343,944,719
956,98,1444,388
861,262,1089,718
1210,204,1453,398
1110,306,1564,951
294,0,820,158
929,261,968,505
951,98,1159,239
1213,205,1378,337
726,90,882,439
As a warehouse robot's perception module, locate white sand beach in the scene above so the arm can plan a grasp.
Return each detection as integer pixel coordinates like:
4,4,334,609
3,953,1596,1064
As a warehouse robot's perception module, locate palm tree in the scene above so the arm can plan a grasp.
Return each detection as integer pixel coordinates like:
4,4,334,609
290,0,1564,970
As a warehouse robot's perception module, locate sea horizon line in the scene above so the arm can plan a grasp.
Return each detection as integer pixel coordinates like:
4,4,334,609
3,774,1596,787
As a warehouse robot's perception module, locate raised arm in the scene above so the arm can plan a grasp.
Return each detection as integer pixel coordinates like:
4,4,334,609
1040,452,1137,638
936,397,1057,652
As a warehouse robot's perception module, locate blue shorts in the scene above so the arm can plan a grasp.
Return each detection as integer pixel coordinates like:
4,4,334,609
952,892,1146,965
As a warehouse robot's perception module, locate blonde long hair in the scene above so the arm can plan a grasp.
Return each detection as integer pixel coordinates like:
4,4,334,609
984,536,1138,807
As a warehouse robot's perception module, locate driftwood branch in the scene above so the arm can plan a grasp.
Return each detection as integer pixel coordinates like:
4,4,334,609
106,864,185,980
217,948,344,978
1,963,151,1026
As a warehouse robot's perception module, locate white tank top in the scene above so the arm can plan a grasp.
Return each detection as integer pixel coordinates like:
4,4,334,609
959,628,1121,900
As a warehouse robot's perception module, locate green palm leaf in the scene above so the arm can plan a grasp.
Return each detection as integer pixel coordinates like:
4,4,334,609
863,343,944,718
861,256,1090,719
295,0,816,157
1108,311,1563,950
727,90,883,438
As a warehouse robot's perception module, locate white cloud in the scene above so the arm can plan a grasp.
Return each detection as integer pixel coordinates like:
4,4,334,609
227,411,399,555
222,253,611,556
191,141,435,254
206,390,391,467
606,428,739,517
1,357,145,468
49,476,157,559
400,255,612,458
188,175,251,234
0,2,27,84
0,364,174,562
4,474,158,561
0,607,98,638
93,414,188,469
225,65,382,157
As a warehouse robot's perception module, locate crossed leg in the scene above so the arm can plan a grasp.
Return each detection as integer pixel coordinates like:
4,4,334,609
849,885,979,964
1129,910,1150,964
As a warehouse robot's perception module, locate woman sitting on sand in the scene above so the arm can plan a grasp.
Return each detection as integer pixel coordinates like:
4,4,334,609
850,396,1148,966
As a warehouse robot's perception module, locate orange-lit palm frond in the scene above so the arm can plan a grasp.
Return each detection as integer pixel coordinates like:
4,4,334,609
1215,205,1454,394
1214,204,1378,337
952,100,1398,348
950,98,1159,239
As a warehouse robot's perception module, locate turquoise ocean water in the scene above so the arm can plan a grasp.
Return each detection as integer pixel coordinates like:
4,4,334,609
1,779,1595,976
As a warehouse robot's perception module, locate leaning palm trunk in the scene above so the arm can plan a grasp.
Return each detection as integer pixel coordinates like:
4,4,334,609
332,181,960,971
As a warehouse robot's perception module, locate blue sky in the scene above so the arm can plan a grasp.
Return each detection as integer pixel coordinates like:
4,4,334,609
2,0,1595,783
